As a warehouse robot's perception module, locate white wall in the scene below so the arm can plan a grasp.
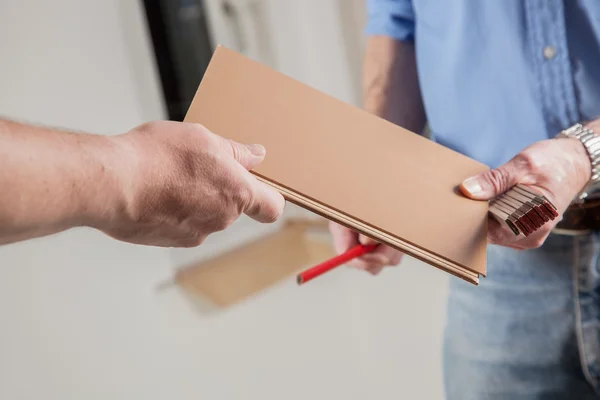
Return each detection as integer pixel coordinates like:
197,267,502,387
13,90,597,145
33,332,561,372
203,0,364,106
0,1,450,399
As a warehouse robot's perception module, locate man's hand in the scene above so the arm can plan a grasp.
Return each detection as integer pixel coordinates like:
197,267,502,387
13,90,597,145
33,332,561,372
328,222,402,275
460,126,595,249
329,125,594,269
0,119,285,246
97,121,285,247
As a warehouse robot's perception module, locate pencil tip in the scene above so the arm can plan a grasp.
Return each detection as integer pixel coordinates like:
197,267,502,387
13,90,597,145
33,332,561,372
296,274,303,285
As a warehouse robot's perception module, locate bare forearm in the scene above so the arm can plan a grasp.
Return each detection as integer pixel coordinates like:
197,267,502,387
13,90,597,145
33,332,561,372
0,119,123,243
363,36,427,133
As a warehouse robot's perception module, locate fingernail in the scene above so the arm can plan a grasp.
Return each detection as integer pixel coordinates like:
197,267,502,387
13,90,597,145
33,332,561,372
461,177,483,196
247,144,266,157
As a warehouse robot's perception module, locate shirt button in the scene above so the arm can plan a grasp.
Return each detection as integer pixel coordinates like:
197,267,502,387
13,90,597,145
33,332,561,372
543,46,557,59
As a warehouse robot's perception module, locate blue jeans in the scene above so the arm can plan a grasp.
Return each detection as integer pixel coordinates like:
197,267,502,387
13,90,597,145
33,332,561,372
443,233,600,399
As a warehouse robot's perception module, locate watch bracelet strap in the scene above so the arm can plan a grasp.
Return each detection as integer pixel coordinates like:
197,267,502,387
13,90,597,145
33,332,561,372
556,123,600,201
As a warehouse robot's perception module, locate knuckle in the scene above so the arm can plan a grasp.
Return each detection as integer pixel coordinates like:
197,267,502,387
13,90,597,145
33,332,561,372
226,139,240,162
532,241,544,249
127,206,147,225
391,253,403,265
263,203,283,223
233,185,253,211
180,235,207,248
222,216,238,231
126,196,157,225
349,260,370,270
214,205,240,232
135,120,175,137
135,121,156,134
235,181,283,223
488,229,508,245
367,253,388,266
531,236,546,249
172,145,209,180
214,214,234,232
219,172,251,208
518,151,544,173
486,168,511,194
195,235,208,246
189,122,210,135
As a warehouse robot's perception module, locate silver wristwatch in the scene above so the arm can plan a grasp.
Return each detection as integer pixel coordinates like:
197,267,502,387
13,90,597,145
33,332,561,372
557,123,600,201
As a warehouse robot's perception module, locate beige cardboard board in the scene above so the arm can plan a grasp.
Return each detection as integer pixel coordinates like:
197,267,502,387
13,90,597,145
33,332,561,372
175,219,335,308
184,46,489,284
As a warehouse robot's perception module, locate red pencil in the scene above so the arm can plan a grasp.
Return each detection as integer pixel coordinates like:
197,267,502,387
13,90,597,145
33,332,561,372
296,243,378,285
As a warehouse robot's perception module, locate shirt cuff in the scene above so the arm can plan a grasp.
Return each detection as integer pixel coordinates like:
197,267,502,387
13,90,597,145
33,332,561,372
365,1,416,42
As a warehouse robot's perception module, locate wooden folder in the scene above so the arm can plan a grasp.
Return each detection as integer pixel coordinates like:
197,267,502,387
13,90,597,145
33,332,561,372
184,46,489,285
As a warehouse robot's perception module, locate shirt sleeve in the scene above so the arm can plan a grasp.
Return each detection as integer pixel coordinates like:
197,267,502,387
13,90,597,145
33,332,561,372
365,0,416,42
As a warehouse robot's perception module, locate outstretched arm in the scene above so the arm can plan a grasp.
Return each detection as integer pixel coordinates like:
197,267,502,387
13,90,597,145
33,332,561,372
0,119,285,246
0,119,121,243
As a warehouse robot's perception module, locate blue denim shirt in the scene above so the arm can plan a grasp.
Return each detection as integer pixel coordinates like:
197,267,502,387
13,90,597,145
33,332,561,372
366,0,600,168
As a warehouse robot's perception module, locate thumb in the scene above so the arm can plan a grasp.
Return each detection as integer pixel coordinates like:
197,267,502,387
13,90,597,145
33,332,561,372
226,140,267,170
461,157,525,200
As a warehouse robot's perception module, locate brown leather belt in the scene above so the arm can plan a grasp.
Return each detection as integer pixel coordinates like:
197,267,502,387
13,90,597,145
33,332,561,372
553,198,600,235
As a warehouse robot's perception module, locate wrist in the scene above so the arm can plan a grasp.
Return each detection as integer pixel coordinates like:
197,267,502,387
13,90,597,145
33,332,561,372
565,135,592,185
556,122,599,200
75,133,129,231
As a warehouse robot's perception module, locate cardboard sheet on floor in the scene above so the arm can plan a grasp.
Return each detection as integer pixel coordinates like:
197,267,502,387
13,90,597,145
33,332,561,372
175,219,335,308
